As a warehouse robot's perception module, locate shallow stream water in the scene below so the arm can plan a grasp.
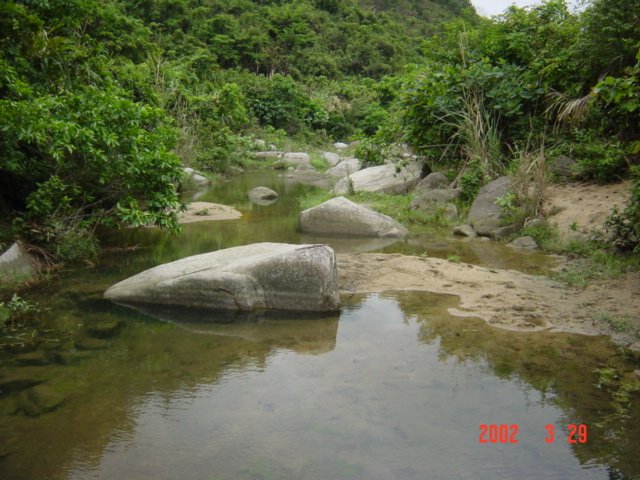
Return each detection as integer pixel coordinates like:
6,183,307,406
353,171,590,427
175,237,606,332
1,171,639,479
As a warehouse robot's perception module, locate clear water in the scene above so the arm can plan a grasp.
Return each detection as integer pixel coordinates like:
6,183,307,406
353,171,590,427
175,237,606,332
1,172,638,479
98,170,556,275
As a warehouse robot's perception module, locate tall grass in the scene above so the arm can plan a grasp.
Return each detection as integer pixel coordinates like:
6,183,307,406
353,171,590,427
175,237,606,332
506,142,551,227
445,88,505,200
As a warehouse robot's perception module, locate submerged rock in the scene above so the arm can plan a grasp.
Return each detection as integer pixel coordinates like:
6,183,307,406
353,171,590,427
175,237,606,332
13,350,51,367
18,384,66,417
298,196,408,238
86,320,125,339
453,225,477,238
104,243,340,313
0,373,44,394
248,186,279,205
508,236,539,250
75,338,110,350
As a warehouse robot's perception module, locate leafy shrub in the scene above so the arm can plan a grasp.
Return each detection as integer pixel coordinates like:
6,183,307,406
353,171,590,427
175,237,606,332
353,137,389,167
0,294,39,329
245,74,327,134
605,166,640,252
457,158,488,202
560,129,627,183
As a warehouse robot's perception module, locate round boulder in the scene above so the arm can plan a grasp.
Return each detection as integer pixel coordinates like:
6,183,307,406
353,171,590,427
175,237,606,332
508,236,539,250
415,172,450,192
468,176,512,236
249,186,279,205
298,196,408,238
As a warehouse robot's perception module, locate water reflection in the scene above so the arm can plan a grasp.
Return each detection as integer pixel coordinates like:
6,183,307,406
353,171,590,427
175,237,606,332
3,292,636,479
116,302,340,354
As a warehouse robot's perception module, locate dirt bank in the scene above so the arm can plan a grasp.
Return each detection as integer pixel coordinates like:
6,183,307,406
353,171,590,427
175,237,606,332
338,180,639,350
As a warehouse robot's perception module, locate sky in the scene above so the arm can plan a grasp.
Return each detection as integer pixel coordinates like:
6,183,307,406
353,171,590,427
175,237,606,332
471,0,581,17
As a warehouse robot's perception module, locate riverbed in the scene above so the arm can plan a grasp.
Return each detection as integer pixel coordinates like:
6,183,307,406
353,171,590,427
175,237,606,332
1,170,638,479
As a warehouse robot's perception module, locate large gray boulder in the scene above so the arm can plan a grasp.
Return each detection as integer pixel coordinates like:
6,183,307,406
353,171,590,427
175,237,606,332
104,243,340,313
332,162,422,195
298,196,408,238
468,176,512,236
325,157,362,180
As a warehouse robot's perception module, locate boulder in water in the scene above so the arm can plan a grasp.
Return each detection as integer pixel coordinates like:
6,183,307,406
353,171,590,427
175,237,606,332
248,186,279,205
298,196,408,238
104,243,340,313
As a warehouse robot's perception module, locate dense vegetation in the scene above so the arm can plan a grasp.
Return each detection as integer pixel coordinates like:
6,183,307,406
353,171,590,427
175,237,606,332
0,0,475,261
1,0,639,262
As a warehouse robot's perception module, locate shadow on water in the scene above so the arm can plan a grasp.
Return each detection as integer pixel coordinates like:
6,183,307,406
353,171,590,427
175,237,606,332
0,291,639,479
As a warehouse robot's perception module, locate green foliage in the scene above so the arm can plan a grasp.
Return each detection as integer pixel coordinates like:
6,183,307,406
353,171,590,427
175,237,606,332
353,137,391,167
594,364,640,421
400,52,541,161
0,294,40,330
574,0,640,87
551,245,640,288
458,158,487,201
245,74,327,134
553,129,626,183
502,144,549,226
1,86,184,236
0,0,192,262
605,167,640,252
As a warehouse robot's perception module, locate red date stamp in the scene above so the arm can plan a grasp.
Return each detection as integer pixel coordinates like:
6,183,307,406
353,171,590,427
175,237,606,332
479,424,588,443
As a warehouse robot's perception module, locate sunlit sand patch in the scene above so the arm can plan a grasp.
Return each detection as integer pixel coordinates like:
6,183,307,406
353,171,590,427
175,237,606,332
177,201,242,223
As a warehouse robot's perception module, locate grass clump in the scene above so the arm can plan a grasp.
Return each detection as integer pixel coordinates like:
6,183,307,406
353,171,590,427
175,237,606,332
0,294,40,330
551,248,639,288
595,312,640,341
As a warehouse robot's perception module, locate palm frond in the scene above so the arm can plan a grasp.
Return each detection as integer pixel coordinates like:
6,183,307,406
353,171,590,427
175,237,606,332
545,90,595,130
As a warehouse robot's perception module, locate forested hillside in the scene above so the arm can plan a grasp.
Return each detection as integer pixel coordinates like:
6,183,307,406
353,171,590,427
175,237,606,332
1,0,639,260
